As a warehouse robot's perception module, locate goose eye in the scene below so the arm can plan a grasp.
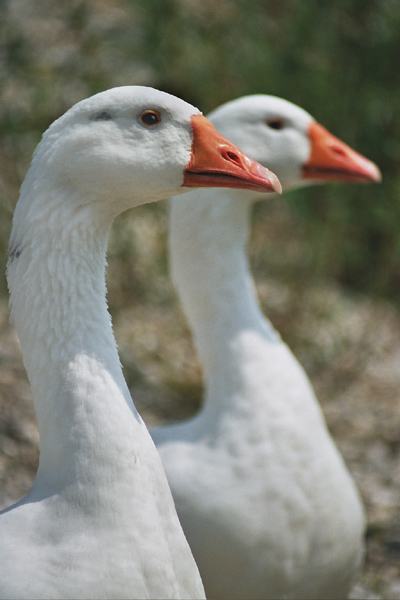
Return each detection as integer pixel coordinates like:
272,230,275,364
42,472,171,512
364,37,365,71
267,118,284,130
139,110,162,127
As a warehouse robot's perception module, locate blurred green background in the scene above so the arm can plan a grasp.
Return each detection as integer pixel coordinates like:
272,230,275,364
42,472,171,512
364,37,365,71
1,0,399,304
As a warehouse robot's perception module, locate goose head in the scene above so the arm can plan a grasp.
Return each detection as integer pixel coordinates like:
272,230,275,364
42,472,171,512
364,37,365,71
20,86,281,223
208,94,381,193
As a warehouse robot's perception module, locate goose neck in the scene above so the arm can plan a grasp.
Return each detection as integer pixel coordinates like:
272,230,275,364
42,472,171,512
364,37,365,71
7,186,138,489
169,191,279,415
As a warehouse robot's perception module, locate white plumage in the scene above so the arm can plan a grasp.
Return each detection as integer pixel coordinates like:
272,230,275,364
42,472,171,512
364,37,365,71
0,87,278,599
152,95,381,600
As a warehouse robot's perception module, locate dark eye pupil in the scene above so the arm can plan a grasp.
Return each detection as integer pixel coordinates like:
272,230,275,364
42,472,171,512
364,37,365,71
267,119,284,130
141,111,160,125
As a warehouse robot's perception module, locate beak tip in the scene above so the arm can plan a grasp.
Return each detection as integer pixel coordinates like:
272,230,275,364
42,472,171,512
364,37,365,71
267,170,282,195
372,165,382,183
258,164,282,195
274,179,283,195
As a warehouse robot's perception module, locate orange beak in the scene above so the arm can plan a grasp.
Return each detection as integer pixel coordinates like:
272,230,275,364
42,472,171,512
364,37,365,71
303,122,381,184
183,114,282,194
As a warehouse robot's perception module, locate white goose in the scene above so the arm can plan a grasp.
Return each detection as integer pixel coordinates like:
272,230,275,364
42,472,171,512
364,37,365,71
151,95,382,600
0,87,281,600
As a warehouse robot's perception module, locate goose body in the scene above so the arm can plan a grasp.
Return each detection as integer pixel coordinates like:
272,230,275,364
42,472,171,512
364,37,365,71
0,87,279,599
152,95,381,599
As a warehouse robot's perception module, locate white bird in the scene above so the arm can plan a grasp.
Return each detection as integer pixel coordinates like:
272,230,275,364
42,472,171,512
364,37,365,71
0,86,280,600
151,95,382,600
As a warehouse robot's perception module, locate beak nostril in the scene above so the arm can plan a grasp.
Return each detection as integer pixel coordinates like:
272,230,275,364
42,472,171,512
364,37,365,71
331,144,347,157
226,150,240,162
223,150,244,168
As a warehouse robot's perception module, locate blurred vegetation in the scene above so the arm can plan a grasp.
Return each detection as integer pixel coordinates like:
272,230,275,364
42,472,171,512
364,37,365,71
0,0,399,303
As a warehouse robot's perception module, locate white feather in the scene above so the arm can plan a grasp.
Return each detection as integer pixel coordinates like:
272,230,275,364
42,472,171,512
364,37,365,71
152,95,366,600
